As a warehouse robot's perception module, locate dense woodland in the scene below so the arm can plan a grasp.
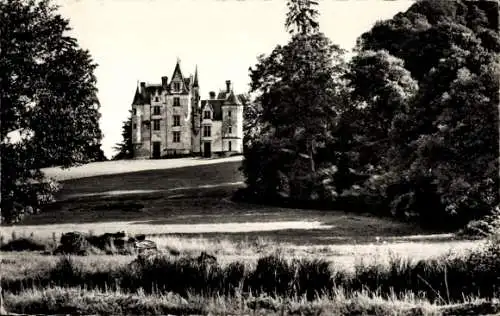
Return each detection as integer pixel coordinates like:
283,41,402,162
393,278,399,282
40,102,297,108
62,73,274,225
241,0,500,230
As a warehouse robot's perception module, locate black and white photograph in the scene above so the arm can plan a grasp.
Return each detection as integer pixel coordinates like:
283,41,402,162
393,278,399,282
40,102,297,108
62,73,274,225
1,0,499,314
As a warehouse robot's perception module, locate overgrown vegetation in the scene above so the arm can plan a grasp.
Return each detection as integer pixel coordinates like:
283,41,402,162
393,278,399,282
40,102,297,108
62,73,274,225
11,286,496,316
2,238,500,304
241,0,499,230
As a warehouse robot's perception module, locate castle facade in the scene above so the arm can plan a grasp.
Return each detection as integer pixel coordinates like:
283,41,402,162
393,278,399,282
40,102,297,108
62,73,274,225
131,61,244,159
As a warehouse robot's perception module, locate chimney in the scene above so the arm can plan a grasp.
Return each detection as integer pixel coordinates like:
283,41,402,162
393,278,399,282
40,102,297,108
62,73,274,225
161,76,168,90
209,91,216,99
225,80,231,93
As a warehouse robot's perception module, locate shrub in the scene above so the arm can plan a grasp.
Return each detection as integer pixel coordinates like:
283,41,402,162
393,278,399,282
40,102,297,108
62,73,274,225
0,238,47,252
1,143,61,224
247,255,295,296
293,258,334,300
457,209,500,239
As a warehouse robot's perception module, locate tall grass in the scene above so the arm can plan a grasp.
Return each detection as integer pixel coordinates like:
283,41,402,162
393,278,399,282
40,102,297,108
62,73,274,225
3,240,500,304
6,286,500,315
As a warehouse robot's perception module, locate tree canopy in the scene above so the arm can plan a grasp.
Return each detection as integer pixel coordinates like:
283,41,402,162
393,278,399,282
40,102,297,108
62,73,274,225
1,0,103,222
347,0,499,227
242,0,348,201
241,0,499,230
1,0,103,168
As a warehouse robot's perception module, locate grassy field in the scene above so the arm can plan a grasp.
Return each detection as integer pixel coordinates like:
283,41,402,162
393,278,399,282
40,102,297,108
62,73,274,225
2,158,480,272
1,157,493,315
9,158,448,242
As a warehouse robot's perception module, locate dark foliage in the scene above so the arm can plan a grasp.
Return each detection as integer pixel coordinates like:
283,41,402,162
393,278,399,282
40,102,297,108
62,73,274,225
6,245,500,304
1,0,103,222
240,0,499,230
0,238,46,252
112,110,133,160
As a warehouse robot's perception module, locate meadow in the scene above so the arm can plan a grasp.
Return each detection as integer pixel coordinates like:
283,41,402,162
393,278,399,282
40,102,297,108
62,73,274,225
1,157,496,315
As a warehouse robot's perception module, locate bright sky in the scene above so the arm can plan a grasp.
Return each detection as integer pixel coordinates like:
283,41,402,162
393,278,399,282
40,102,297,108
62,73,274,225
55,0,413,158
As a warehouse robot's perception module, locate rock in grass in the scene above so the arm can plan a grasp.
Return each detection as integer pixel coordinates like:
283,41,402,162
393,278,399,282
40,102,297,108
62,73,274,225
54,231,94,255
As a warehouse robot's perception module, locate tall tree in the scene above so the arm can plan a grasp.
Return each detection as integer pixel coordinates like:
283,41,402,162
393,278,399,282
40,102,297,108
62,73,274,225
352,0,499,227
1,0,103,222
285,0,320,35
242,0,347,201
113,111,133,160
1,0,102,168
345,50,419,170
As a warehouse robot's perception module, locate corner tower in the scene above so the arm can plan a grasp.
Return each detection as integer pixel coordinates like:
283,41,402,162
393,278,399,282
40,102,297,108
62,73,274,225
221,80,244,153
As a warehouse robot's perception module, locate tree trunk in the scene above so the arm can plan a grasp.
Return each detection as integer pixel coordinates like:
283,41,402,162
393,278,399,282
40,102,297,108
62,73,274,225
308,138,315,173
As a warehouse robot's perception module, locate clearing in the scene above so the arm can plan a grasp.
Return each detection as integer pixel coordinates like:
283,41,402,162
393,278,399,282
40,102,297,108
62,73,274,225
0,156,480,268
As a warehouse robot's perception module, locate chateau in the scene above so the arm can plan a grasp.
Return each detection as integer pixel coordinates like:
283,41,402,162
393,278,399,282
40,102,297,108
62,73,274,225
131,60,245,159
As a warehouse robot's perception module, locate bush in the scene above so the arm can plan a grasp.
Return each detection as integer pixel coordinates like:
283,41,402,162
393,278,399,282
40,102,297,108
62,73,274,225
457,209,500,239
293,258,334,300
124,252,225,296
0,238,47,252
1,143,61,224
247,255,295,296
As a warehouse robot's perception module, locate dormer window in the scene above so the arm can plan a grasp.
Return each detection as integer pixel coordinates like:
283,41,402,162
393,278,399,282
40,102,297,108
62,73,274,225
133,108,137,115
174,82,181,91
204,111,211,119
228,110,232,117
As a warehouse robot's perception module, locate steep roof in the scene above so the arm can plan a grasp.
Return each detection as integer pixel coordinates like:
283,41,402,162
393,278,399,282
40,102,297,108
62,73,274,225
225,90,243,106
193,65,199,87
169,60,190,93
201,99,224,120
132,86,145,105
131,84,162,105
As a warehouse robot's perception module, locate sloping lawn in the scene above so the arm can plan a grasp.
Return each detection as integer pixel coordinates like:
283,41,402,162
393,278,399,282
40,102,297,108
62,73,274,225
3,159,455,247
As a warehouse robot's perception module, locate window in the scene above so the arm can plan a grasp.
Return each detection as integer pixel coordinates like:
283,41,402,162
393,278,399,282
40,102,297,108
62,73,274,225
228,110,232,117
174,82,180,91
154,96,159,102
153,119,160,130
173,131,180,143
228,126,232,134
203,125,211,137
173,115,180,126
173,97,180,106
133,123,137,129
204,111,211,119
228,141,232,152
133,108,137,115
153,106,160,115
